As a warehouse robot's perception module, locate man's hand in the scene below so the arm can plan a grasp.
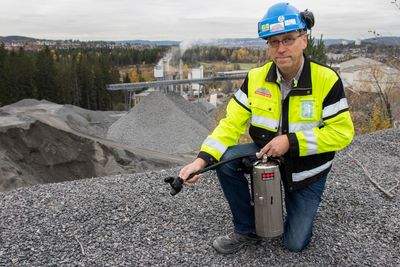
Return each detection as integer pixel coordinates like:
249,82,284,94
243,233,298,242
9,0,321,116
178,158,207,185
258,135,289,158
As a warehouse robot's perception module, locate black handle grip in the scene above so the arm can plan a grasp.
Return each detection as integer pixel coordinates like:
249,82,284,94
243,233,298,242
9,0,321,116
164,152,257,196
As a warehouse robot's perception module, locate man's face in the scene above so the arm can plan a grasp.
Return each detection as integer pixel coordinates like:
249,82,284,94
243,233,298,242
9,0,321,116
267,31,307,76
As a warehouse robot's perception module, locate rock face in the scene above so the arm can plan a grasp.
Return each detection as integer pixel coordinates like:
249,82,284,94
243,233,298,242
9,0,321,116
107,92,216,154
0,100,191,192
0,119,110,189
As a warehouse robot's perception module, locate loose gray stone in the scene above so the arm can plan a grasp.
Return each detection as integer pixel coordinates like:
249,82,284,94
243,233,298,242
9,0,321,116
0,128,399,266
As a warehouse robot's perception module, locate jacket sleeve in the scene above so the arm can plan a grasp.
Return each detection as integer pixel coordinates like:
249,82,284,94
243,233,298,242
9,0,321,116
198,77,252,164
288,76,354,157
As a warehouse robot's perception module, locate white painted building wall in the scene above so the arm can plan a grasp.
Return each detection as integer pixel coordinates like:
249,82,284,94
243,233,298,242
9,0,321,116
190,66,204,96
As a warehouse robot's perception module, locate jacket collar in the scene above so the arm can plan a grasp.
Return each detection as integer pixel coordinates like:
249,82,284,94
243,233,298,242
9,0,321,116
266,54,312,91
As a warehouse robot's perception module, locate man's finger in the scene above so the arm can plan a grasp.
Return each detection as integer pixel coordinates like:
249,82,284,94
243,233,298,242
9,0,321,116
259,144,270,157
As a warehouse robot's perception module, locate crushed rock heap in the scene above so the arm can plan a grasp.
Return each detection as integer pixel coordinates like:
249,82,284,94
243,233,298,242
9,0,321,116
0,99,124,138
0,99,190,192
0,128,398,266
107,92,217,154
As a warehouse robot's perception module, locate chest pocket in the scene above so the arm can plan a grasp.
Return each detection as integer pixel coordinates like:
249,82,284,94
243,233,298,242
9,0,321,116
293,96,321,121
249,97,280,131
249,97,277,117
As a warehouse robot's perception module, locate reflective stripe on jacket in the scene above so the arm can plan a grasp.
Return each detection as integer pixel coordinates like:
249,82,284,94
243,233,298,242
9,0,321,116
198,56,354,191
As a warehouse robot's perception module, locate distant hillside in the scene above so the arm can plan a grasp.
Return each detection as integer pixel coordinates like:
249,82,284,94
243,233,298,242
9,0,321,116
193,38,265,49
1,35,399,47
113,40,180,46
362,36,400,45
324,39,354,46
0,36,179,46
182,37,400,48
0,35,37,42
323,36,400,46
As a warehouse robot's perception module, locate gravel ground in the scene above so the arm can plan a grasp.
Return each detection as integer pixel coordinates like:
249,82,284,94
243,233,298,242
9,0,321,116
0,129,399,266
107,92,213,154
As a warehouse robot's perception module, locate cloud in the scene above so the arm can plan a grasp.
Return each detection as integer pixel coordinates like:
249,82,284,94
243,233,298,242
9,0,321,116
0,0,399,40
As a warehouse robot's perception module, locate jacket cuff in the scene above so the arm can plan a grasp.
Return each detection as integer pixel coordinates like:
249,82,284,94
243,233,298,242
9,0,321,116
197,151,218,166
287,133,299,157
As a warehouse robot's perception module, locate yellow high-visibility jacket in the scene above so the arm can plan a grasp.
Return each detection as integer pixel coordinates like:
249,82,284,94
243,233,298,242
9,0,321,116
198,56,354,191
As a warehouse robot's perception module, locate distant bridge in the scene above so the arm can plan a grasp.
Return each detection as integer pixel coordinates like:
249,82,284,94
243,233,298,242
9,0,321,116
106,71,248,91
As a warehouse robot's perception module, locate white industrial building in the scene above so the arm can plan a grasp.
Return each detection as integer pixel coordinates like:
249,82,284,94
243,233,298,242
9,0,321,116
339,57,400,128
188,66,204,96
339,57,399,94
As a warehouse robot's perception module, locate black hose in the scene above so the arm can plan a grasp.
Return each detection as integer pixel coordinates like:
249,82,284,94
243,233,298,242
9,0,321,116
186,151,257,180
164,152,257,196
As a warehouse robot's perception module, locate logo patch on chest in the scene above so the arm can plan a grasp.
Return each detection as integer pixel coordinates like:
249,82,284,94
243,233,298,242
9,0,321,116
301,100,314,119
255,88,272,98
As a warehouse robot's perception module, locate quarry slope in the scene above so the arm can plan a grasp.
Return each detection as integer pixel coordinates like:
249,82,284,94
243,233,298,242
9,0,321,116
0,99,192,191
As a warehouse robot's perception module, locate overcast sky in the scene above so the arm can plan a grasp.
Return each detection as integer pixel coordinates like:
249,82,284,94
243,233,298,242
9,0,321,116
1,0,399,41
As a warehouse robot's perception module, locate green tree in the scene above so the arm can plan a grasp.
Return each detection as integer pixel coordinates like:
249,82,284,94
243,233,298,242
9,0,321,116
35,46,57,102
2,48,36,104
55,57,79,105
0,45,162,109
76,54,95,109
305,31,328,64
123,73,131,83
15,48,36,100
0,43,8,105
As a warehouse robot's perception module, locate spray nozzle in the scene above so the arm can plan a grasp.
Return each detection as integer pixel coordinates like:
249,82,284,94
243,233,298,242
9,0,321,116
255,152,268,162
164,176,184,196
261,154,268,163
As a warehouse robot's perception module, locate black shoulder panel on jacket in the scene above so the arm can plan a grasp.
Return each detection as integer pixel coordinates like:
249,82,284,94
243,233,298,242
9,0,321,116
322,78,346,108
240,75,249,95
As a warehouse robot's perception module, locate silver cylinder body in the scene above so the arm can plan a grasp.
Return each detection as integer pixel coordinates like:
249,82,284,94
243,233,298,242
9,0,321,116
252,160,283,238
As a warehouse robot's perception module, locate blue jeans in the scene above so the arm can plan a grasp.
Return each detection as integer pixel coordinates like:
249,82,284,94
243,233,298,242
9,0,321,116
215,143,327,252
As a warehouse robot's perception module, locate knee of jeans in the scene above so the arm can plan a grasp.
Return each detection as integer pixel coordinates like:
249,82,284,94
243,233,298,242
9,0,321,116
284,235,310,252
215,159,240,177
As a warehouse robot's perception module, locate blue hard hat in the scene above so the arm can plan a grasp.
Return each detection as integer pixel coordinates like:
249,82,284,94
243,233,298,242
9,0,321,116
258,2,311,39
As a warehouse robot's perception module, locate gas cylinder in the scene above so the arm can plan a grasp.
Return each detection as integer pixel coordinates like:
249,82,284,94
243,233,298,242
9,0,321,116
252,156,284,238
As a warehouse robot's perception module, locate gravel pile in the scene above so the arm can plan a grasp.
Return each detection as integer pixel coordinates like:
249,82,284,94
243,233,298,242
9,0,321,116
1,99,54,108
1,99,63,115
107,92,214,154
165,93,216,130
1,99,124,138
194,99,217,114
0,128,398,266
55,105,125,138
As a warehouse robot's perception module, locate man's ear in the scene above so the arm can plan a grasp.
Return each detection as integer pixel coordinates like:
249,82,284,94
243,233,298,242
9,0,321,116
302,34,308,50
